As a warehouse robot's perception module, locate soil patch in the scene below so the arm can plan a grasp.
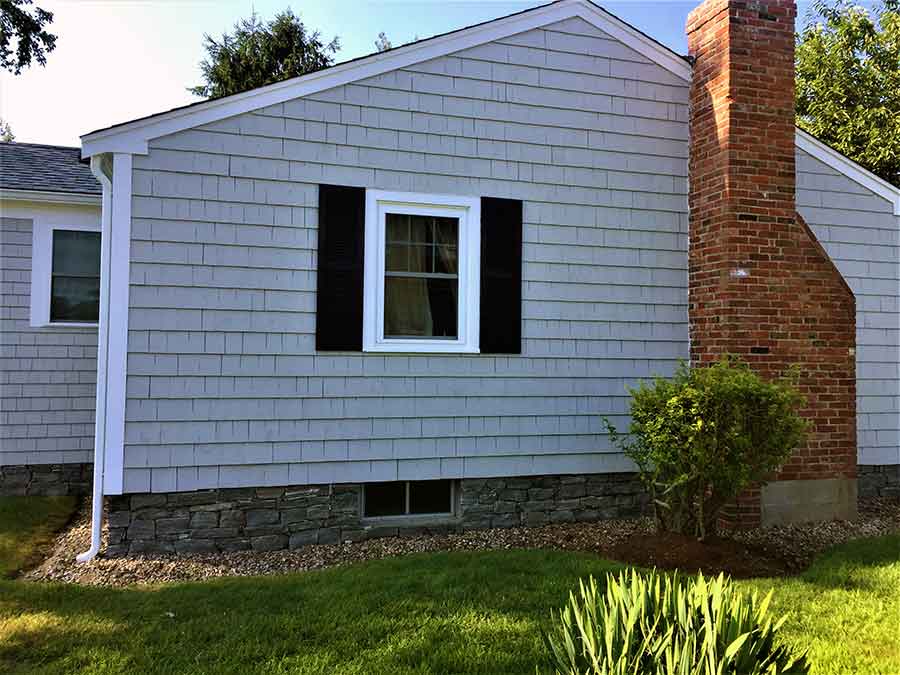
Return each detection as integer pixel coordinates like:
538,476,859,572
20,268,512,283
608,531,793,578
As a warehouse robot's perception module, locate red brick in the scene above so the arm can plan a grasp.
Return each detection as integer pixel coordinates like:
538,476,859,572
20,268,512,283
686,0,856,527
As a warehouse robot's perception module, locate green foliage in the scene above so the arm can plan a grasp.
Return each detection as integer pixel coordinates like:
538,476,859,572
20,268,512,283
543,570,810,675
375,31,392,52
190,8,339,99
796,0,900,187
607,359,808,538
0,117,13,142
0,0,56,75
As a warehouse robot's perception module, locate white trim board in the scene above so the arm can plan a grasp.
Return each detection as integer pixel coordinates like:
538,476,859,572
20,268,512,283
29,219,102,328
80,0,693,157
796,129,900,216
0,189,101,206
363,190,481,354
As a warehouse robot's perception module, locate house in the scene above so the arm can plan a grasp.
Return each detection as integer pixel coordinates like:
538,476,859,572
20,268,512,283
0,142,101,496
1,0,898,557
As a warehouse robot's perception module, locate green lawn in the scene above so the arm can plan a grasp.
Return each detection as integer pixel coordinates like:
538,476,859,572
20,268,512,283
1,499,897,674
0,496,77,578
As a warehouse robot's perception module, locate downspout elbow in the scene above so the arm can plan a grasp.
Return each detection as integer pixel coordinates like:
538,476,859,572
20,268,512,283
77,155,113,563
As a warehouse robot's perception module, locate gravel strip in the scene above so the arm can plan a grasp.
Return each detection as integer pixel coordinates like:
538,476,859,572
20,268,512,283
25,498,900,587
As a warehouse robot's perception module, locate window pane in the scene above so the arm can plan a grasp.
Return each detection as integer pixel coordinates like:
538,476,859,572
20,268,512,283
384,277,457,338
50,230,101,323
386,214,409,243
364,482,406,517
385,243,408,272
51,276,100,322
434,217,457,246
434,246,458,274
409,480,453,515
52,230,101,277
408,216,430,244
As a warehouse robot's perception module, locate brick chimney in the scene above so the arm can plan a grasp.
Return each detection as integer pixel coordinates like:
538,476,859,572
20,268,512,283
686,0,857,526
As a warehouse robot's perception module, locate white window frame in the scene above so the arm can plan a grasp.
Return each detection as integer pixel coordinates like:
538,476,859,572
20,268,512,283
363,189,480,353
30,219,102,328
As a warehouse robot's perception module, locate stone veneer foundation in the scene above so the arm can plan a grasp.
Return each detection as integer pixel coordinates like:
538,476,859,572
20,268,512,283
0,463,92,496
858,465,900,499
104,473,649,556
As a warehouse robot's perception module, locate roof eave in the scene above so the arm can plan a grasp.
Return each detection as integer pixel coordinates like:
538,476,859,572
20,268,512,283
796,129,900,216
0,188,103,206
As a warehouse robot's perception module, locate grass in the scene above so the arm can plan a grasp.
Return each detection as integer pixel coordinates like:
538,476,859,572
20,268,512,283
0,500,897,674
0,496,77,578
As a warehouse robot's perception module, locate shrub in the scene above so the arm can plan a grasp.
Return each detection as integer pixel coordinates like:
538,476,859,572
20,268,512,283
543,570,810,675
607,358,808,538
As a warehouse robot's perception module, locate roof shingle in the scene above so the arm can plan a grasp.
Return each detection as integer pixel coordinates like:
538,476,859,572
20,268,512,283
0,142,101,195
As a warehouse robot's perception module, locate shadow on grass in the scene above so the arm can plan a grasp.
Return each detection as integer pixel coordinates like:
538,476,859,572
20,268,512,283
798,534,900,592
0,549,627,675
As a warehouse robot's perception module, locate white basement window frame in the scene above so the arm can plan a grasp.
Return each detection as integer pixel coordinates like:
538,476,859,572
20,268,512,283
363,189,481,353
30,220,102,328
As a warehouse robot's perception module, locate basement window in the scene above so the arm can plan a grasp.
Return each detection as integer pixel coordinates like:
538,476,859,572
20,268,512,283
363,480,455,518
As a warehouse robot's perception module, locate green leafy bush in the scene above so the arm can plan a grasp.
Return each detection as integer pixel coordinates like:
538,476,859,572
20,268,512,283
543,570,810,675
607,358,808,538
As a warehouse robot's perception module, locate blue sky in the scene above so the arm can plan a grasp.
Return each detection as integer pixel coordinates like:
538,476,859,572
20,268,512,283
0,0,825,146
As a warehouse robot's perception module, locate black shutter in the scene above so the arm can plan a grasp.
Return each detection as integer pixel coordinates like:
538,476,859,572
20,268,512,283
480,197,523,354
316,184,365,351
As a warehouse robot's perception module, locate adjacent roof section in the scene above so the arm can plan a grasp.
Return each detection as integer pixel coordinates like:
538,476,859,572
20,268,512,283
80,0,693,157
796,130,900,216
0,142,101,197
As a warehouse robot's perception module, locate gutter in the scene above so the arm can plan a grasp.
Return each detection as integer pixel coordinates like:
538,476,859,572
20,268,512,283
77,156,114,563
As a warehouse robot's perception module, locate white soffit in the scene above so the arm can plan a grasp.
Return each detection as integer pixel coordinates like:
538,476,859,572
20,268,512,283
796,129,900,217
80,0,693,157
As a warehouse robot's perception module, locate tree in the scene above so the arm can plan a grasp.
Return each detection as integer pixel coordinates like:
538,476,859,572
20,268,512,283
0,0,56,74
374,32,391,52
0,118,13,142
191,9,339,99
796,0,900,186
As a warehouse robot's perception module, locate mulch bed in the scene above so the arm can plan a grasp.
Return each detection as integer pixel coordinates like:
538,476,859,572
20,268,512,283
24,498,900,587
608,532,793,578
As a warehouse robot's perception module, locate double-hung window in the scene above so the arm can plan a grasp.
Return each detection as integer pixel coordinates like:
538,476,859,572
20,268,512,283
363,190,480,353
316,184,522,355
30,221,102,327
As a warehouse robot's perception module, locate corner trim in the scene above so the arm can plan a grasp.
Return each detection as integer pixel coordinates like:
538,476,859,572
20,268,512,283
796,129,900,216
101,153,133,495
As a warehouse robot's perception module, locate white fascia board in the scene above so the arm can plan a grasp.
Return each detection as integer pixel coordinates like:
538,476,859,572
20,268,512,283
796,129,900,216
0,188,101,206
80,0,692,157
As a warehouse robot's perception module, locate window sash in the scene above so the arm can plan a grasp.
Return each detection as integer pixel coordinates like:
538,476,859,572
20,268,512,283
363,190,480,354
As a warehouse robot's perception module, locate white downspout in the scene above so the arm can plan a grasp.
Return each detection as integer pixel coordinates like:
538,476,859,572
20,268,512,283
77,155,113,563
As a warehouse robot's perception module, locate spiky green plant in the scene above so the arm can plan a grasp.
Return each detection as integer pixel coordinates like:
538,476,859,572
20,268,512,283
543,570,809,675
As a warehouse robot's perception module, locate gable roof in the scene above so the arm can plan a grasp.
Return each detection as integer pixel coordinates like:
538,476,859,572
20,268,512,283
77,0,899,216
80,0,692,157
0,142,101,199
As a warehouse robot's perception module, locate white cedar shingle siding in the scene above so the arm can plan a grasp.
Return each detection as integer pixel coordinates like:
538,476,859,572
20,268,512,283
123,19,690,492
796,148,900,467
0,217,98,465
